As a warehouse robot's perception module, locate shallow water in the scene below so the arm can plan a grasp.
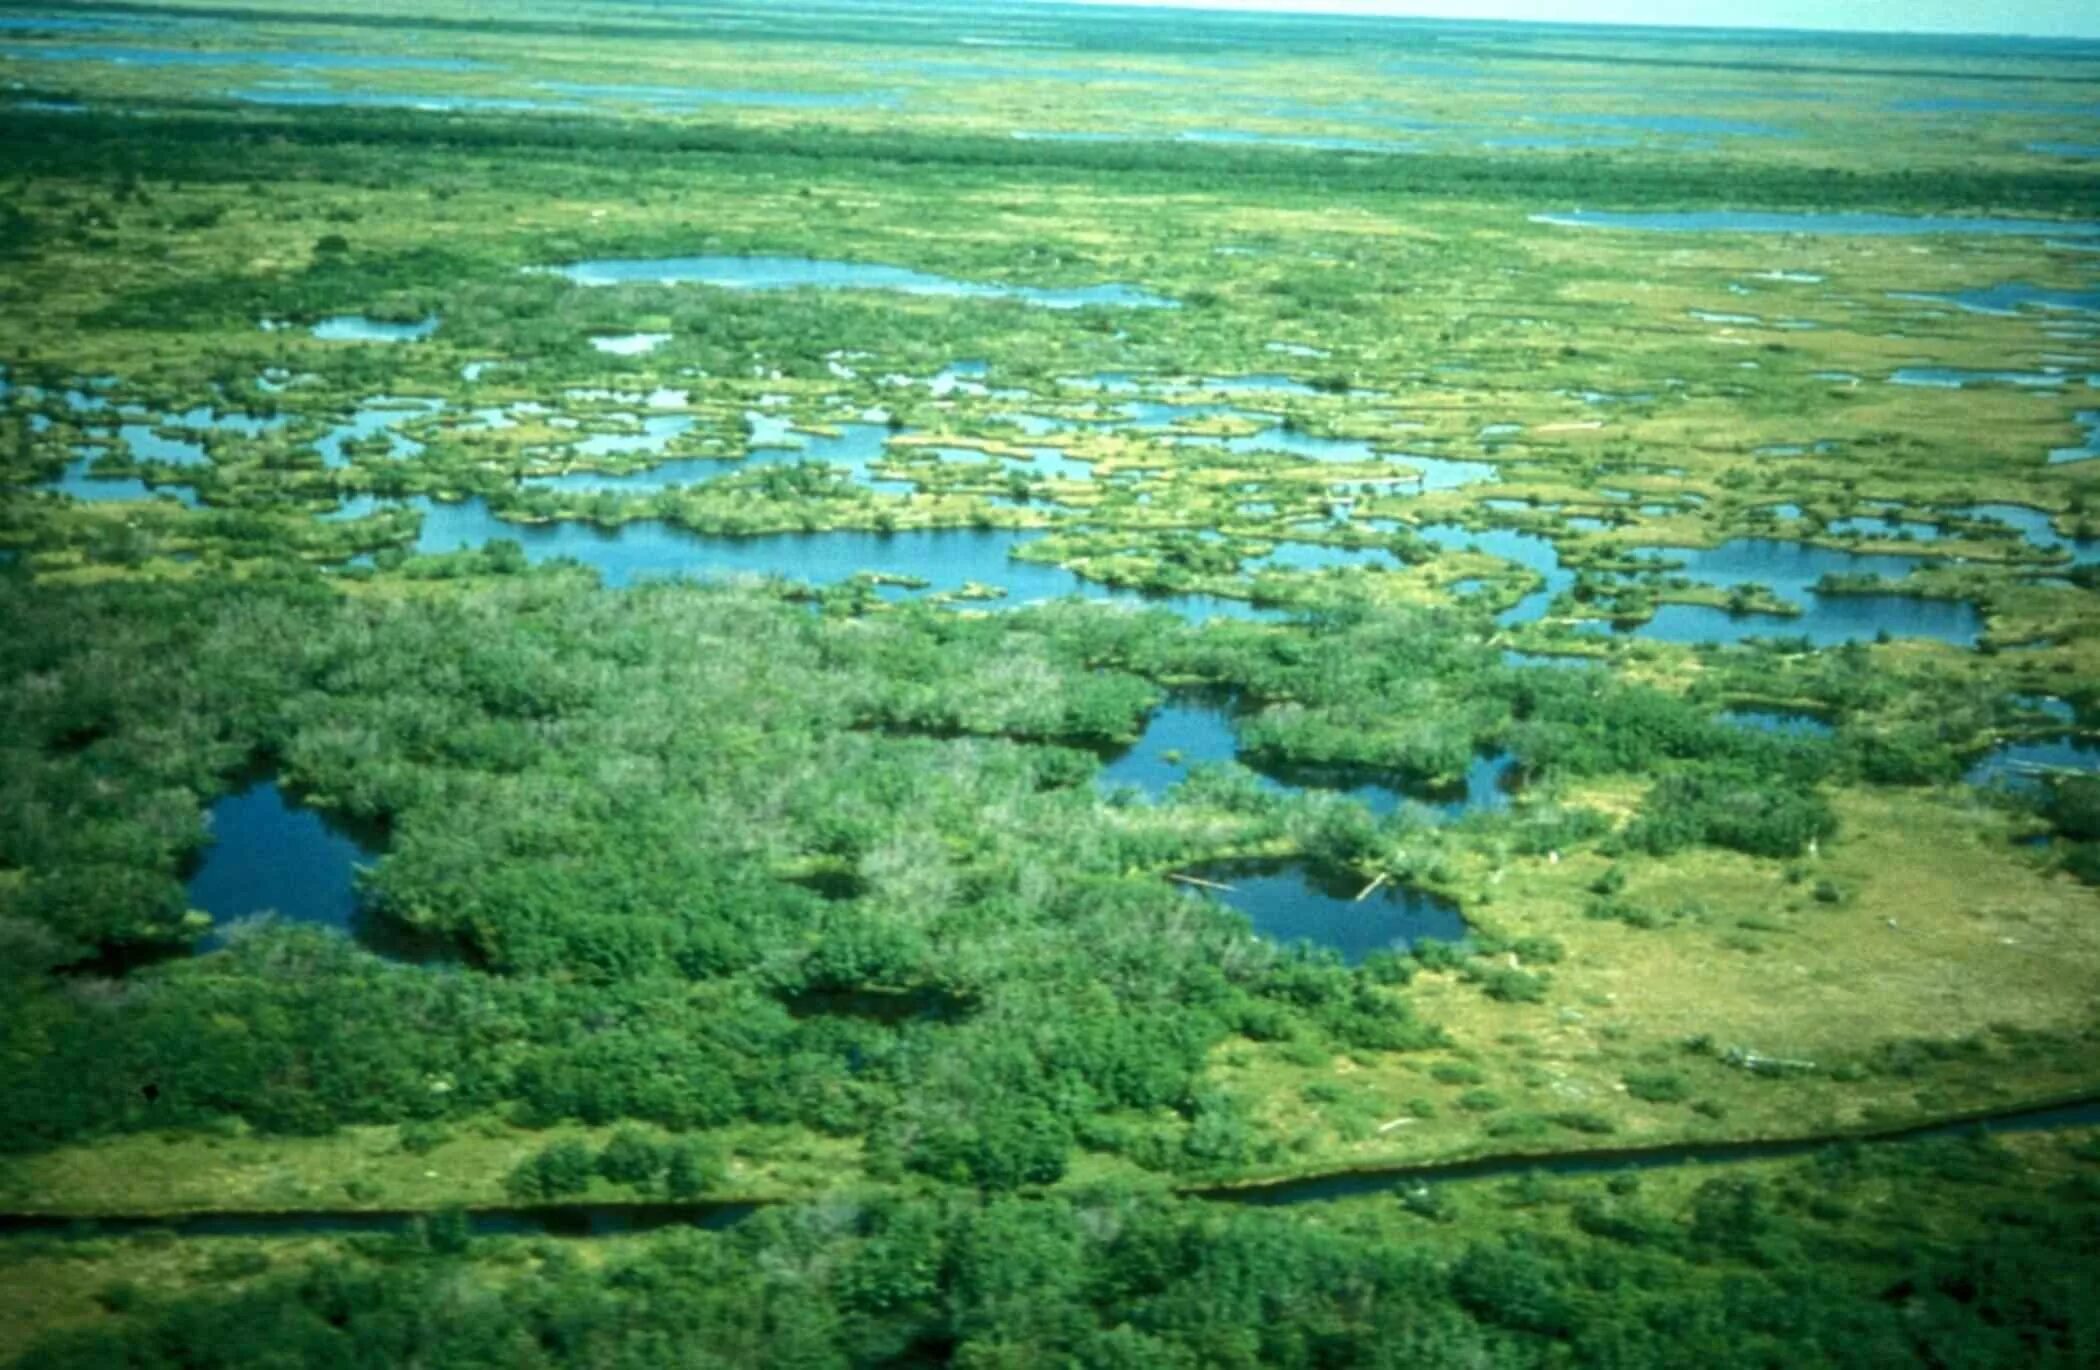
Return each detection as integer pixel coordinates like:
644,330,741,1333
1946,502,2100,563
309,315,440,343
48,456,201,506
1720,707,1835,738
590,332,672,355
1965,735,2100,789
2048,411,2100,464
1888,282,2100,316
1178,859,1466,964
542,255,1177,309
1892,366,2075,389
316,397,440,467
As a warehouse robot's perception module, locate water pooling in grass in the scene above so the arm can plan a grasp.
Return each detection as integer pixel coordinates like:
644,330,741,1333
539,255,1178,309
1176,859,1467,964
1890,367,2077,389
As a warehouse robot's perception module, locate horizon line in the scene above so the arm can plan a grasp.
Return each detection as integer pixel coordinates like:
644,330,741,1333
1019,0,2100,43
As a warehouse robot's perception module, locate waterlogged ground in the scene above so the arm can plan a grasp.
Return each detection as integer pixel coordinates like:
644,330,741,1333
2,4,2100,1344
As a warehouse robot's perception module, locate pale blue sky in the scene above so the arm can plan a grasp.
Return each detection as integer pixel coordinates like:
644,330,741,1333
1061,0,2100,40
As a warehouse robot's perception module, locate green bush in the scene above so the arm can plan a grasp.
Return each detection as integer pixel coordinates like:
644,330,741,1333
1622,1071,1690,1104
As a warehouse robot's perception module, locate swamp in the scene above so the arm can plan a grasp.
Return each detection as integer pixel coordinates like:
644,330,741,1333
1,0,2098,1364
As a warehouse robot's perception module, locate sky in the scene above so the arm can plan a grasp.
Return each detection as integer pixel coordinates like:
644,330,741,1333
1059,0,2100,40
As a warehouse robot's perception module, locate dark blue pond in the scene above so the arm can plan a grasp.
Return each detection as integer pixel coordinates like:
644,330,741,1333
187,782,374,951
541,255,1177,309
1533,210,2100,239
1178,860,1467,964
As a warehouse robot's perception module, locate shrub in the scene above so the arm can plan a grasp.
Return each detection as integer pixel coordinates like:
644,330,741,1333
506,1140,595,1202
596,1128,665,1187
1623,1070,1690,1104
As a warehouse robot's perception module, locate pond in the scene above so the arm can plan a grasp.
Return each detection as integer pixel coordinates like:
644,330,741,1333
1410,523,1572,627
1888,283,2100,316
1947,502,2100,564
1097,696,1514,819
186,781,378,952
309,315,440,343
590,332,672,355
316,396,440,467
1176,859,1466,964
48,455,201,506
1965,735,2100,790
540,255,1178,309
393,501,1281,620
1537,112,1790,139
2049,411,2100,464
1639,596,1982,649
1890,367,2072,389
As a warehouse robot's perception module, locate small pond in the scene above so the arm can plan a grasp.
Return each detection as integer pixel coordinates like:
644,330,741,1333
1890,367,2071,389
1097,696,1513,819
1965,735,2100,790
309,315,440,343
540,255,1177,309
1176,859,1466,964
1888,283,2100,316
186,782,374,951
